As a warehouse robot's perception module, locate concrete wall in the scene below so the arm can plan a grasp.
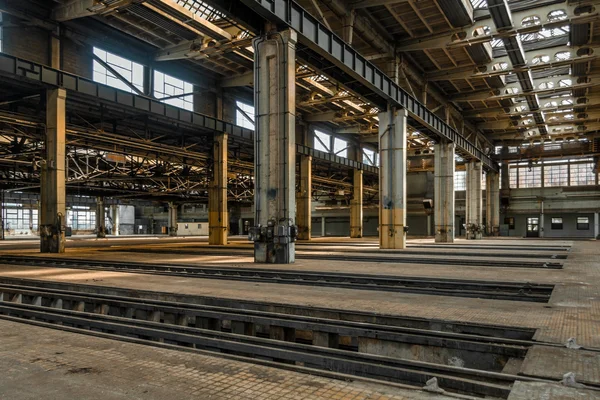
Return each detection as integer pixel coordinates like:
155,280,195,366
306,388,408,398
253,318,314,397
177,222,209,236
501,213,596,238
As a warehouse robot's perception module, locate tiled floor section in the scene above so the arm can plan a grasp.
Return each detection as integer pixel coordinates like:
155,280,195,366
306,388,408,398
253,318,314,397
507,382,600,400
0,238,599,399
520,346,600,385
0,318,453,400
0,240,598,347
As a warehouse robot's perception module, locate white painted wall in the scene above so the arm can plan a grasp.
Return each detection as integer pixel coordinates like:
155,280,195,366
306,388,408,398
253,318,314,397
177,222,208,236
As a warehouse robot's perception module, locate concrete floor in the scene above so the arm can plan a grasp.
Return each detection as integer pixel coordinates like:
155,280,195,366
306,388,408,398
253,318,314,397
0,236,598,399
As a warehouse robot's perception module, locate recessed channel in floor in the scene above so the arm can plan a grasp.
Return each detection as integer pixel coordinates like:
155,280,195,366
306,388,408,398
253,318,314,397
0,277,542,398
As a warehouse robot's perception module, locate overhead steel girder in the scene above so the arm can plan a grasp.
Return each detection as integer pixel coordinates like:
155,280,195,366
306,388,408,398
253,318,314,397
451,80,598,103
466,94,600,116
0,53,379,176
478,113,600,130
474,101,600,119
140,0,232,42
52,0,136,22
429,44,599,82
235,0,496,171
398,3,597,52
155,38,253,67
489,127,600,141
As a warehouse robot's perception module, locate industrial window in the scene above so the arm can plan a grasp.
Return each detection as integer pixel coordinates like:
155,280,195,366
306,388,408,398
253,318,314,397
544,164,568,187
235,101,255,129
504,217,515,229
518,166,541,188
363,148,377,166
454,170,466,191
2,206,37,231
93,47,144,94
314,130,331,153
570,163,595,186
66,208,96,231
577,217,590,230
333,138,348,158
509,167,518,188
551,217,563,230
153,71,194,111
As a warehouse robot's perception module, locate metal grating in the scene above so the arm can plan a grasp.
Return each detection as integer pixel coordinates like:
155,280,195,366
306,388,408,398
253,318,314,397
175,0,225,21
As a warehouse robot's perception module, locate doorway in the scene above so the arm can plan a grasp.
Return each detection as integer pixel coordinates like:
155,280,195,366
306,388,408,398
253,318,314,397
526,217,539,237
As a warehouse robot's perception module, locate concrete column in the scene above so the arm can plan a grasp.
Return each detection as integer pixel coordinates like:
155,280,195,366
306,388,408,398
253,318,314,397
539,200,545,238
465,161,483,239
594,212,599,239
50,28,61,69
111,205,120,236
168,202,177,236
209,133,228,245
342,10,355,44
40,89,66,253
434,142,455,243
379,106,407,249
0,194,4,240
251,30,297,263
350,169,363,238
96,197,106,238
486,171,500,236
296,155,311,240
321,217,326,237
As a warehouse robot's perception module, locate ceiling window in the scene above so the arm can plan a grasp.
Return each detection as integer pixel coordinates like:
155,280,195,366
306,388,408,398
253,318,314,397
532,55,550,64
522,15,541,27
153,71,194,111
175,0,224,21
235,101,255,129
555,51,571,61
93,47,144,94
548,10,567,22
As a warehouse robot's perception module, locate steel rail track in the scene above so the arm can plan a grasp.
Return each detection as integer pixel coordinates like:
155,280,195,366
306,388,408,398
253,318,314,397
0,294,555,398
108,245,569,259
104,248,564,268
0,276,537,340
0,255,554,302
0,281,536,353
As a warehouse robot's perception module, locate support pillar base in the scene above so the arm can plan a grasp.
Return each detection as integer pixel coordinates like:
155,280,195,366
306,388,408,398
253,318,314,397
254,242,295,264
209,227,227,245
40,225,65,253
434,226,453,243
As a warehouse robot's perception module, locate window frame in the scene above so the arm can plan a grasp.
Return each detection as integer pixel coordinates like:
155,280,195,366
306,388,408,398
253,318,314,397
577,217,590,230
504,217,515,230
551,217,563,230
153,70,194,111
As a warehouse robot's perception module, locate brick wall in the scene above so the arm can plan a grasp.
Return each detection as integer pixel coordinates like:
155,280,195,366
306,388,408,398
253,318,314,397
3,15,49,65
62,38,93,78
